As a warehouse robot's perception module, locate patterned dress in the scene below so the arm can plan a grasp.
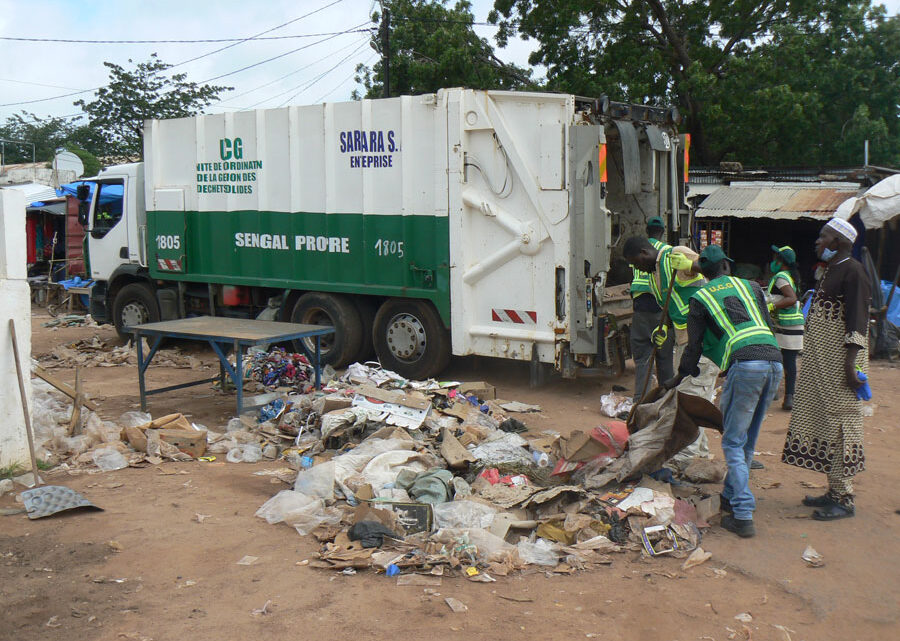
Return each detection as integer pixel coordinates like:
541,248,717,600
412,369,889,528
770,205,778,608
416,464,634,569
782,257,870,507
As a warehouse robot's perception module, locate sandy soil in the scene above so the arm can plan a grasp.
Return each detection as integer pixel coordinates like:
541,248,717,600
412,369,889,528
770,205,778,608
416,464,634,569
1,308,898,641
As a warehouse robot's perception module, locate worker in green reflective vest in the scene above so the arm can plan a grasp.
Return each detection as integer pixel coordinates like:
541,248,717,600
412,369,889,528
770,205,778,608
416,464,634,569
664,245,783,538
629,217,673,402
766,245,804,410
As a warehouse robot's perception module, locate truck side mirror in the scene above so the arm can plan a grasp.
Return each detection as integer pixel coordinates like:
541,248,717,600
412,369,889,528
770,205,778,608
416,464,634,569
78,202,89,227
76,184,90,201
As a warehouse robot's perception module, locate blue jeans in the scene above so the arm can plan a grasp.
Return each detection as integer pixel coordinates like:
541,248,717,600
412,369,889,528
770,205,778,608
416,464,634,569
720,360,783,520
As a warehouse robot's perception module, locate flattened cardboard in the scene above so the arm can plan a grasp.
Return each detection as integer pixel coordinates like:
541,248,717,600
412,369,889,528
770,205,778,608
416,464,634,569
440,428,477,469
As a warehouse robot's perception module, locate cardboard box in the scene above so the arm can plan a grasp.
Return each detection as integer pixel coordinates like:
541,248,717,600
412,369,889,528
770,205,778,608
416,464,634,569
458,381,496,400
157,429,207,458
440,428,477,469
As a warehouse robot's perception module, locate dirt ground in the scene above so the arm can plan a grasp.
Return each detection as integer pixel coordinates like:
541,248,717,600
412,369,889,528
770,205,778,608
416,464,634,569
2,309,898,641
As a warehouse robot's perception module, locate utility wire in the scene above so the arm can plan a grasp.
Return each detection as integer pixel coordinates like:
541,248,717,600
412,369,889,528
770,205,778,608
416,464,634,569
313,52,377,103
275,40,372,108
0,30,366,45
170,0,346,69
201,22,371,84
215,35,372,105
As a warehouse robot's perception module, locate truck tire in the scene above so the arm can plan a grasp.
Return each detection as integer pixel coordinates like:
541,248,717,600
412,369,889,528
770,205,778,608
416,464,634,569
291,293,363,368
373,299,450,379
113,282,159,340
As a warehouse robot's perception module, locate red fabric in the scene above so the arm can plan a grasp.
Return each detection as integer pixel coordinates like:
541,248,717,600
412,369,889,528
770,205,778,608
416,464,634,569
26,217,37,263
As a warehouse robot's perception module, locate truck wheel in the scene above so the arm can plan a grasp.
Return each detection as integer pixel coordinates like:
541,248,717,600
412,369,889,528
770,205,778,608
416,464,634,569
373,299,450,379
113,282,159,340
291,293,363,368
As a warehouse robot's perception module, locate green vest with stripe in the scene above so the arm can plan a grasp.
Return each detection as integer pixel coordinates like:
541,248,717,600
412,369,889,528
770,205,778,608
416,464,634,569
631,239,667,298
649,245,698,329
767,271,805,326
692,276,779,370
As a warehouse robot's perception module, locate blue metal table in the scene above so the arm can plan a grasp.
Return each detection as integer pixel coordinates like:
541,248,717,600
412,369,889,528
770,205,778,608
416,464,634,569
130,316,334,415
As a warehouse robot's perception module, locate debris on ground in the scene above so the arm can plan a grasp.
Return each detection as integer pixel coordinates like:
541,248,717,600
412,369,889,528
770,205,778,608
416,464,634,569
38,336,198,369
801,545,825,568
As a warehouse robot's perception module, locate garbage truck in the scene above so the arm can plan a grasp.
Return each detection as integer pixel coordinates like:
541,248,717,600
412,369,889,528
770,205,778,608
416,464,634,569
77,88,690,380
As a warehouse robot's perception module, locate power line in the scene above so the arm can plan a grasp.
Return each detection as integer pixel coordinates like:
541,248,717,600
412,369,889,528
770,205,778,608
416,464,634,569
313,52,377,103
0,30,365,45
276,40,372,108
0,78,81,91
0,7,364,108
201,22,371,84
214,35,372,105
170,0,347,69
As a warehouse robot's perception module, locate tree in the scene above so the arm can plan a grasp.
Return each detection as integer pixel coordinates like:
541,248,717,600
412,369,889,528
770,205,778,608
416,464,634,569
75,54,231,159
490,0,900,167
354,0,532,99
0,112,101,174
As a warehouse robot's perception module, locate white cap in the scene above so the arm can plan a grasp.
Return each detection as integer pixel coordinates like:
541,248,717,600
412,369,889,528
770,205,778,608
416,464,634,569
825,217,858,243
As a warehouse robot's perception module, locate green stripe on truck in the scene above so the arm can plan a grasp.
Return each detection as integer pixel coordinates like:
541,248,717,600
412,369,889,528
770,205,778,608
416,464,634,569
147,210,451,325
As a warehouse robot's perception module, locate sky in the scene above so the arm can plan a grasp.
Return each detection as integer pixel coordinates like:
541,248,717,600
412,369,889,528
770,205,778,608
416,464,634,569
0,0,898,128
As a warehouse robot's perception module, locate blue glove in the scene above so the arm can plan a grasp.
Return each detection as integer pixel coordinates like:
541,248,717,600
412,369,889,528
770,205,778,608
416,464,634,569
855,370,872,401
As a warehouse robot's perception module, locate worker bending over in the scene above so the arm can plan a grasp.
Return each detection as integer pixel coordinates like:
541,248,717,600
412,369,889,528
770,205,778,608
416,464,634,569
664,245,783,538
629,216,673,403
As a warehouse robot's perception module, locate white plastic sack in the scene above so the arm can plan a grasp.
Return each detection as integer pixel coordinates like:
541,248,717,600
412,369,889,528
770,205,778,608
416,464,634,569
294,460,335,498
359,450,427,491
92,446,128,471
517,538,560,566
431,527,513,562
118,411,152,428
331,438,415,484
226,443,262,463
471,431,532,465
255,489,318,524
433,500,496,529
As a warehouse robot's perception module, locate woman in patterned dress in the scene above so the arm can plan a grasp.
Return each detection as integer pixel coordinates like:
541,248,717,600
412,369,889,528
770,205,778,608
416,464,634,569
782,218,870,521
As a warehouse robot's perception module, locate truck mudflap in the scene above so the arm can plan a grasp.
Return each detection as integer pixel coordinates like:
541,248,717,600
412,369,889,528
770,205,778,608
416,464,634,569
89,280,109,322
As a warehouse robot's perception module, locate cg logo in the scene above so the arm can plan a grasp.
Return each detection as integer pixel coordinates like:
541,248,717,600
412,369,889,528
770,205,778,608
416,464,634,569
219,137,244,161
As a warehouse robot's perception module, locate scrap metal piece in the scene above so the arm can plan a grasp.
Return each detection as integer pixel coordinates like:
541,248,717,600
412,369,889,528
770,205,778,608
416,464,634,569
21,485,102,520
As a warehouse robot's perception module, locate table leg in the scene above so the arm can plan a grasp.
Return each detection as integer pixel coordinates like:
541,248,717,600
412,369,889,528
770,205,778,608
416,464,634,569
235,339,243,415
136,332,146,412
315,335,322,389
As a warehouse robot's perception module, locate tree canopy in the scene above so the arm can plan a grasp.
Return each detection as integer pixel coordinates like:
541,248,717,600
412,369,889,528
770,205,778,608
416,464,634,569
74,54,231,159
354,0,532,99
0,111,100,175
489,0,900,166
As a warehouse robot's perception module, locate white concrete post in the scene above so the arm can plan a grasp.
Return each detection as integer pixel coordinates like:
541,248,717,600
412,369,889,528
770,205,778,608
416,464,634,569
0,188,31,469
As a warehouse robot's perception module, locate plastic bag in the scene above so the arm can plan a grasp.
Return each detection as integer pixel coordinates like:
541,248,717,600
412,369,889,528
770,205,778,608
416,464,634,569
294,460,335,498
85,413,122,444
471,432,532,465
517,538,560,566
600,393,633,418
226,443,263,463
451,476,472,499
255,489,318,524
118,411,152,428
226,417,244,432
92,446,128,471
291,501,343,536
430,527,512,562
434,500,496,529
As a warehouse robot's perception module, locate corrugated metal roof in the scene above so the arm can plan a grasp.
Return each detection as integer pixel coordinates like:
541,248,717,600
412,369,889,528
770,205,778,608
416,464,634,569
696,183,859,220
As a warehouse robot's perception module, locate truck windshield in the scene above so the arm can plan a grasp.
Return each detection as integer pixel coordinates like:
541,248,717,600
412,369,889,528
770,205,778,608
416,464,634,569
91,180,124,239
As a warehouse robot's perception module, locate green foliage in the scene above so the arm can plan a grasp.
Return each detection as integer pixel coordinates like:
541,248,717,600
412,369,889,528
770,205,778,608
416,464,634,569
65,145,101,177
0,112,78,164
491,0,900,166
0,463,24,479
75,54,231,158
354,0,533,99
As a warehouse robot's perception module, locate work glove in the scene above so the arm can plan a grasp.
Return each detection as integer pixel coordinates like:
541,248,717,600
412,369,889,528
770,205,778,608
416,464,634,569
651,324,668,347
767,302,777,315
669,252,694,271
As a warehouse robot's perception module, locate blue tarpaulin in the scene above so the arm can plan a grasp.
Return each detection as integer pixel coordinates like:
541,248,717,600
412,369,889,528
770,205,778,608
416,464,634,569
881,281,900,327
56,181,123,204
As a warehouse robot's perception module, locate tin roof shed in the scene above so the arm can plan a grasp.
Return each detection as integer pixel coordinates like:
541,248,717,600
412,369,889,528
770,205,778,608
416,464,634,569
695,182,860,220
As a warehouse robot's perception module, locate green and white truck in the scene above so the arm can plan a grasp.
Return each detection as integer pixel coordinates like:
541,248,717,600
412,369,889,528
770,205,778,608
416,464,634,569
79,88,689,379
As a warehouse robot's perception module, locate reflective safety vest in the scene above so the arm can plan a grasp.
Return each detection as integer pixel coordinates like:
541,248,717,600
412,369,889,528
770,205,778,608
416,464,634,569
767,271,805,326
692,276,779,370
649,245,699,329
631,239,667,298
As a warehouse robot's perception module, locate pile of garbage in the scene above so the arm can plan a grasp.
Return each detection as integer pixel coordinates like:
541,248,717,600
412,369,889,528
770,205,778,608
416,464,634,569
244,361,724,578
28,350,724,578
38,336,198,369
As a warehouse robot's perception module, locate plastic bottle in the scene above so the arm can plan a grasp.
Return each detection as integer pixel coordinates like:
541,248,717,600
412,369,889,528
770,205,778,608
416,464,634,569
532,451,550,468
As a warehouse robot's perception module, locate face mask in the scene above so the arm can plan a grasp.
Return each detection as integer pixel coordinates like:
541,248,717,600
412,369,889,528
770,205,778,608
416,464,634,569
821,247,837,261
769,260,780,273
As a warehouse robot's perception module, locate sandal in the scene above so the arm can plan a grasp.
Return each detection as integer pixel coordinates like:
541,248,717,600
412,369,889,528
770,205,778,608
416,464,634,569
812,503,854,521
